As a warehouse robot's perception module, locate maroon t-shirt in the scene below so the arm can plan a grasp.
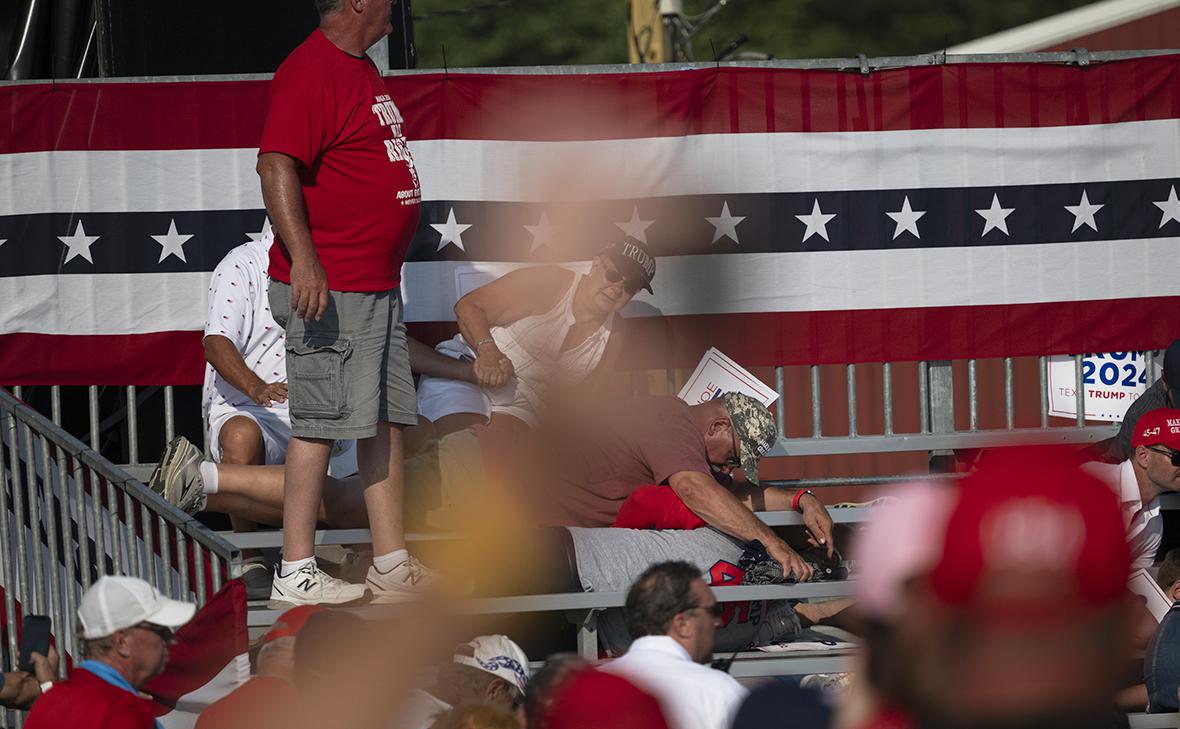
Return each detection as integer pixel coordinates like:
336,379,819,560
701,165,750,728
260,29,421,292
25,668,157,729
538,397,712,527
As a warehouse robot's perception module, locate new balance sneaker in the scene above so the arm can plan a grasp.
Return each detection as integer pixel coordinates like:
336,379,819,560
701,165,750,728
147,436,207,514
365,556,441,604
269,561,372,609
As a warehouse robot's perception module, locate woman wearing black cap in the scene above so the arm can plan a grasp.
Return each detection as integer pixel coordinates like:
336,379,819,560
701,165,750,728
416,237,656,438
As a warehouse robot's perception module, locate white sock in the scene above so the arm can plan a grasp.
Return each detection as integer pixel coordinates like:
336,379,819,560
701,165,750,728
279,557,315,578
373,549,409,574
198,462,219,494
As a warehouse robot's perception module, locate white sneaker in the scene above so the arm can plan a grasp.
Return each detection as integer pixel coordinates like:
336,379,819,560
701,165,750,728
268,561,372,609
365,556,440,604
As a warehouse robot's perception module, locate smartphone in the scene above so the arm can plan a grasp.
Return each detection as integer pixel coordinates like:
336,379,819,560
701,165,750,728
18,615,51,673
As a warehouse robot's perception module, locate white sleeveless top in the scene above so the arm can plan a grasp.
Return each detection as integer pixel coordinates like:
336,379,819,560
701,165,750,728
435,272,614,424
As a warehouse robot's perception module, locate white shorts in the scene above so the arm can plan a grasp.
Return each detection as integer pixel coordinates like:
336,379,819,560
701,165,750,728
207,407,358,478
416,375,491,423
207,407,291,465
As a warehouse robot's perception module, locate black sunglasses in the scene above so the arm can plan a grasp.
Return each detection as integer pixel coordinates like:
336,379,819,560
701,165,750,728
601,261,644,296
1147,446,1180,467
133,623,175,642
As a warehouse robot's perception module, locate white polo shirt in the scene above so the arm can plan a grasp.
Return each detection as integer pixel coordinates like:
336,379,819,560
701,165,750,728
201,236,287,416
1083,459,1163,570
600,636,747,729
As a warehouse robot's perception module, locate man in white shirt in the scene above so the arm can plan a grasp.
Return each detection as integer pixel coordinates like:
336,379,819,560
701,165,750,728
1082,407,1180,570
201,233,295,598
600,561,747,729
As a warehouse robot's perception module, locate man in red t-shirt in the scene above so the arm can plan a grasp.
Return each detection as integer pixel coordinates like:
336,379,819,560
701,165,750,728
257,0,432,607
195,606,322,729
25,576,196,729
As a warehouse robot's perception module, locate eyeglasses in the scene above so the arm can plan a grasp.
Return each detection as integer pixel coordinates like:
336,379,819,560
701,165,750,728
133,623,175,643
1147,446,1180,467
688,602,725,618
601,260,644,296
724,422,741,469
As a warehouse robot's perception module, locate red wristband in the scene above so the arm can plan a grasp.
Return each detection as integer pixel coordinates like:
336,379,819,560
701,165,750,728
791,489,806,511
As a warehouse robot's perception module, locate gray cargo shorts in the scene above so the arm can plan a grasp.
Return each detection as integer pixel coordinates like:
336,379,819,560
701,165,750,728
269,279,417,440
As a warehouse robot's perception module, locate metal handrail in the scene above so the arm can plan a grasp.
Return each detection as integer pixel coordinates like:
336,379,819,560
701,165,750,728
0,387,239,691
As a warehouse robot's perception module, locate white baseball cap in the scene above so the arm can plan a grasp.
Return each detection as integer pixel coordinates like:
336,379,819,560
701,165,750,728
454,635,530,694
77,575,197,640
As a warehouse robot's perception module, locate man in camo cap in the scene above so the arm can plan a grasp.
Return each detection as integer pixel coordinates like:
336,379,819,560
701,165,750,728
537,391,834,581
721,392,777,486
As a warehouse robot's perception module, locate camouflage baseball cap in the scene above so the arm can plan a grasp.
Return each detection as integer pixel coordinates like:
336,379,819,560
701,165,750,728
722,392,777,484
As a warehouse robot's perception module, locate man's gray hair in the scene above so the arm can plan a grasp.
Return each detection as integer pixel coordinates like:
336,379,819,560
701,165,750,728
76,624,113,659
315,0,343,15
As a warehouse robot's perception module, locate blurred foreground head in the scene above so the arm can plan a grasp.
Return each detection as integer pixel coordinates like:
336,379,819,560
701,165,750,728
540,667,669,729
861,447,1134,729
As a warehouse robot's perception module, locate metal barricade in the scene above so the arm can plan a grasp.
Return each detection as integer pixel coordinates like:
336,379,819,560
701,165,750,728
639,353,1145,457
9,351,1147,473
0,388,238,728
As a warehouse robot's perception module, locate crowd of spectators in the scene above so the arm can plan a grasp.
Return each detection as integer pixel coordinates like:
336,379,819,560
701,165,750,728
12,2,1180,727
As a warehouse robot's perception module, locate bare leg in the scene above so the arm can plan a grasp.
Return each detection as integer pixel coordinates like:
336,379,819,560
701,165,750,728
357,422,406,557
206,464,367,528
218,416,266,559
281,436,333,562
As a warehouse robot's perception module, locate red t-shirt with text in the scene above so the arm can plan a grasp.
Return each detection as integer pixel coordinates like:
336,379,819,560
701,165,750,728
260,29,421,292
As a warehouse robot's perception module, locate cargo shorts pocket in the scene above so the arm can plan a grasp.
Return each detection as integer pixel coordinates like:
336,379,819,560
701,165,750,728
287,336,352,419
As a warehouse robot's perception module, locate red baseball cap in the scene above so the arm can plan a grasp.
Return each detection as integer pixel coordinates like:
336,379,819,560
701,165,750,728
1131,408,1180,450
260,605,326,646
928,446,1130,618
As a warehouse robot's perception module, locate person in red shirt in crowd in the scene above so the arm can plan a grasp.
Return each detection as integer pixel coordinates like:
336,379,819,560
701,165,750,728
540,667,670,729
194,605,323,729
25,575,196,729
846,448,1137,729
257,0,433,608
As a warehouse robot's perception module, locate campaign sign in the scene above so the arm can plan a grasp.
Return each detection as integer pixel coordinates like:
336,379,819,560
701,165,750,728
1046,352,1149,422
1128,568,1173,624
678,348,778,407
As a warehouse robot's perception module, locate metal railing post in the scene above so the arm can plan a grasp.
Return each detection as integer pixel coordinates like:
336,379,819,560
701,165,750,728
926,360,955,472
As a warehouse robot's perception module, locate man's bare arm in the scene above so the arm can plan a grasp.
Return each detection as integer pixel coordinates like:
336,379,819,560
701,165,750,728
257,152,327,321
204,335,287,407
730,482,835,556
668,470,814,580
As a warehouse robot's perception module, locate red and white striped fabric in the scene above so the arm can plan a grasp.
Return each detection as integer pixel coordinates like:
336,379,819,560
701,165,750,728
2,56,1180,384
145,581,250,728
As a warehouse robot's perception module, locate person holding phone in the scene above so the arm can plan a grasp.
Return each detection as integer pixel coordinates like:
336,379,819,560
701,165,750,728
25,575,195,729
0,643,58,710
